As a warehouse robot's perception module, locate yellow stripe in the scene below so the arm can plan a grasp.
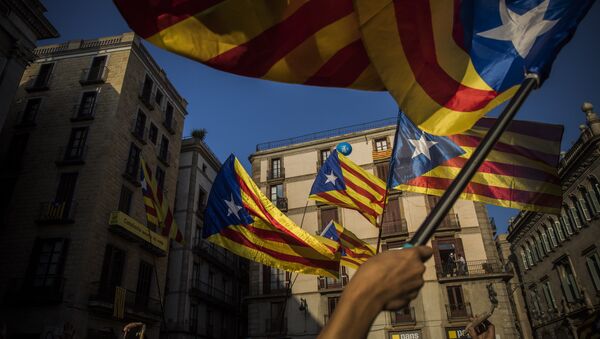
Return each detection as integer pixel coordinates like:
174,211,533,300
422,167,562,196
466,127,562,156
343,169,385,203
339,154,386,191
351,62,386,91
207,232,339,278
397,185,561,214
341,257,363,270
460,147,558,175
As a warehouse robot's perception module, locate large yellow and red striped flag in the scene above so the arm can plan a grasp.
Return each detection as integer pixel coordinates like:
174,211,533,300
389,115,564,214
310,150,387,226
113,0,384,91
203,155,340,278
140,158,184,243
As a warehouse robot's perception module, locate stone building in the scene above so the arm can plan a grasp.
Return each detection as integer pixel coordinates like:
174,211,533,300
164,136,249,338
247,118,518,339
0,33,186,338
0,0,58,131
507,103,600,339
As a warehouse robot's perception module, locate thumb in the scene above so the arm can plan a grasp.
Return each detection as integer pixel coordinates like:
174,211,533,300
416,246,433,261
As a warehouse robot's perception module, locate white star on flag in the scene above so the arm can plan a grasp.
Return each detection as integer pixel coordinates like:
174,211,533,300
224,194,243,219
408,135,438,161
477,0,558,58
324,171,338,185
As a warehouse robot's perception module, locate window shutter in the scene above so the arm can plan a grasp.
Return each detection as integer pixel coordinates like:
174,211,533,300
431,239,441,271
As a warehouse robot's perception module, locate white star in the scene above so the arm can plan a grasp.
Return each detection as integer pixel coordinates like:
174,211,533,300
408,135,438,161
477,0,558,58
324,171,338,185
224,194,243,219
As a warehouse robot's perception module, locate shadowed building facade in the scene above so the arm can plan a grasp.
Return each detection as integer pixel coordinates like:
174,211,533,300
507,103,600,339
247,119,520,339
0,33,186,338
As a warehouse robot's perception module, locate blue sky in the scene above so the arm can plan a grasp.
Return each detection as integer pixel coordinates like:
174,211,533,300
42,1,600,233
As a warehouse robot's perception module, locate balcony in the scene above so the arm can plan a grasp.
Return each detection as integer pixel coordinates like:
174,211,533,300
273,197,288,211
71,103,96,121
88,282,162,321
157,148,171,166
109,211,168,256
372,148,392,161
435,259,510,281
4,277,65,305
381,218,408,238
193,239,236,272
391,307,416,325
265,317,287,335
56,145,88,166
79,66,109,85
267,168,285,181
318,273,349,292
36,201,77,224
445,302,472,321
438,213,461,231
190,279,235,308
25,74,51,92
130,119,147,144
163,118,177,135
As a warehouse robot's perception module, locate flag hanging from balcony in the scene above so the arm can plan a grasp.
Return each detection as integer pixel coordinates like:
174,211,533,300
320,221,375,270
203,155,340,278
115,0,593,136
310,150,386,226
140,158,184,244
389,113,564,214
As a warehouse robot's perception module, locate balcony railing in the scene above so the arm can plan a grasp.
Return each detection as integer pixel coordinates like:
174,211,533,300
381,218,408,237
4,277,66,305
445,302,472,320
318,273,349,291
267,168,285,181
56,145,88,165
265,317,287,334
438,213,461,230
25,74,52,92
163,118,177,135
36,201,77,223
193,239,237,268
80,66,109,85
435,259,506,279
71,103,96,121
89,282,162,317
273,197,288,211
190,279,235,305
391,306,415,325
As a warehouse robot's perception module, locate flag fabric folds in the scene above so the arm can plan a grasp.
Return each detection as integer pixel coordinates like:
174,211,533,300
203,155,340,278
140,158,184,243
310,150,386,226
389,113,564,214
115,0,593,136
320,221,375,270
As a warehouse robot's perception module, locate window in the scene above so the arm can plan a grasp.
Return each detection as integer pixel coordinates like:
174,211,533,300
87,56,107,81
21,98,41,124
375,162,389,181
382,196,404,234
141,75,154,103
553,218,566,242
540,230,551,253
524,243,534,266
136,261,153,306
192,262,201,288
529,288,543,317
547,224,558,248
582,185,600,215
568,201,583,229
148,124,158,145
590,176,600,209
542,281,558,311
133,110,146,139
270,184,284,203
197,187,206,213
77,91,97,118
270,158,282,179
55,173,78,217
320,149,331,164
446,285,467,317
573,194,591,223
155,89,164,107
560,209,574,236
125,143,141,178
33,63,53,88
65,127,88,160
432,238,465,278
263,265,290,294
202,163,207,173
98,244,125,299
118,185,133,214
533,233,546,257
586,251,600,291
164,102,174,128
319,207,338,232
28,238,69,288
269,301,285,332
528,239,539,263
374,138,389,151
190,303,199,333
556,259,581,303
156,166,165,192
159,136,169,161
520,249,529,270
328,296,340,317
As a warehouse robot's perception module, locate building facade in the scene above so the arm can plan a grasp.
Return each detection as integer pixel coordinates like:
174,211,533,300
247,119,519,339
0,33,186,338
164,136,249,338
0,0,58,131
507,103,600,339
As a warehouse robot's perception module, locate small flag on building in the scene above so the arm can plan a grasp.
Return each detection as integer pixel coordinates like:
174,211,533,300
321,221,375,270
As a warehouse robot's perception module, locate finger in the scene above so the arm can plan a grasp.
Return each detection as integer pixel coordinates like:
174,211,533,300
416,246,433,260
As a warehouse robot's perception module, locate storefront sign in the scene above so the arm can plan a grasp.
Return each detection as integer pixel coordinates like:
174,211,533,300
446,327,472,339
389,330,421,339
109,211,168,252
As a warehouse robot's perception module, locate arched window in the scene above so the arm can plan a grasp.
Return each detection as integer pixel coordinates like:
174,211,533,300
525,243,535,266
534,233,546,257
582,184,600,215
520,248,529,270
563,205,578,232
589,176,600,209
547,223,558,247
529,238,541,262
552,217,566,242
540,229,551,253
574,192,592,222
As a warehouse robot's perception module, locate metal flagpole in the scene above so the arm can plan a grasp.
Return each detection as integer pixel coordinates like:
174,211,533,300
408,74,539,246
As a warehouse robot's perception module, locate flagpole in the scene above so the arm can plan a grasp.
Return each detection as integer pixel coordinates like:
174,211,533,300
408,74,539,246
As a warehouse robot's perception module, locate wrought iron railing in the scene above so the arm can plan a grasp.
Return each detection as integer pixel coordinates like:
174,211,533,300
89,282,161,316
190,279,235,304
71,103,96,121
381,218,408,236
391,306,415,325
273,197,288,211
267,168,285,181
318,273,349,290
435,259,505,279
445,302,472,320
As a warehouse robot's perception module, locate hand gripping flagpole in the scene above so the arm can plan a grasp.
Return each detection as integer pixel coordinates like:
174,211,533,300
408,74,539,247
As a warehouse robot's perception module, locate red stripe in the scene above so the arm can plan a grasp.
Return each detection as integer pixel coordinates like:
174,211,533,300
317,191,378,219
394,0,498,111
406,176,562,208
114,0,223,39
340,234,374,255
246,225,313,247
451,0,466,51
221,227,339,270
344,179,381,206
449,134,560,166
314,192,356,210
304,39,371,87
339,160,386,195
442,157,559,184
475,118,564,142
206,0,353,78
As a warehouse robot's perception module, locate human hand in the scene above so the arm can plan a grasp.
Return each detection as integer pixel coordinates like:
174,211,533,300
466,317,495,339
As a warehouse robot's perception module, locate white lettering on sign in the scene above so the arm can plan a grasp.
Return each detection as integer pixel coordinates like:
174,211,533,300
399,333,420,339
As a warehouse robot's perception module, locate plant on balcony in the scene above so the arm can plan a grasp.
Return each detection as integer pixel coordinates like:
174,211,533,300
192,128,207,141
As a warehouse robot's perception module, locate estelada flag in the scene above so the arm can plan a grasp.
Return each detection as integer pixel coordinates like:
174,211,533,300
389,113,564,214
310,150,386,226
321,221,375,270
203,155,340,278
114,0,594,135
